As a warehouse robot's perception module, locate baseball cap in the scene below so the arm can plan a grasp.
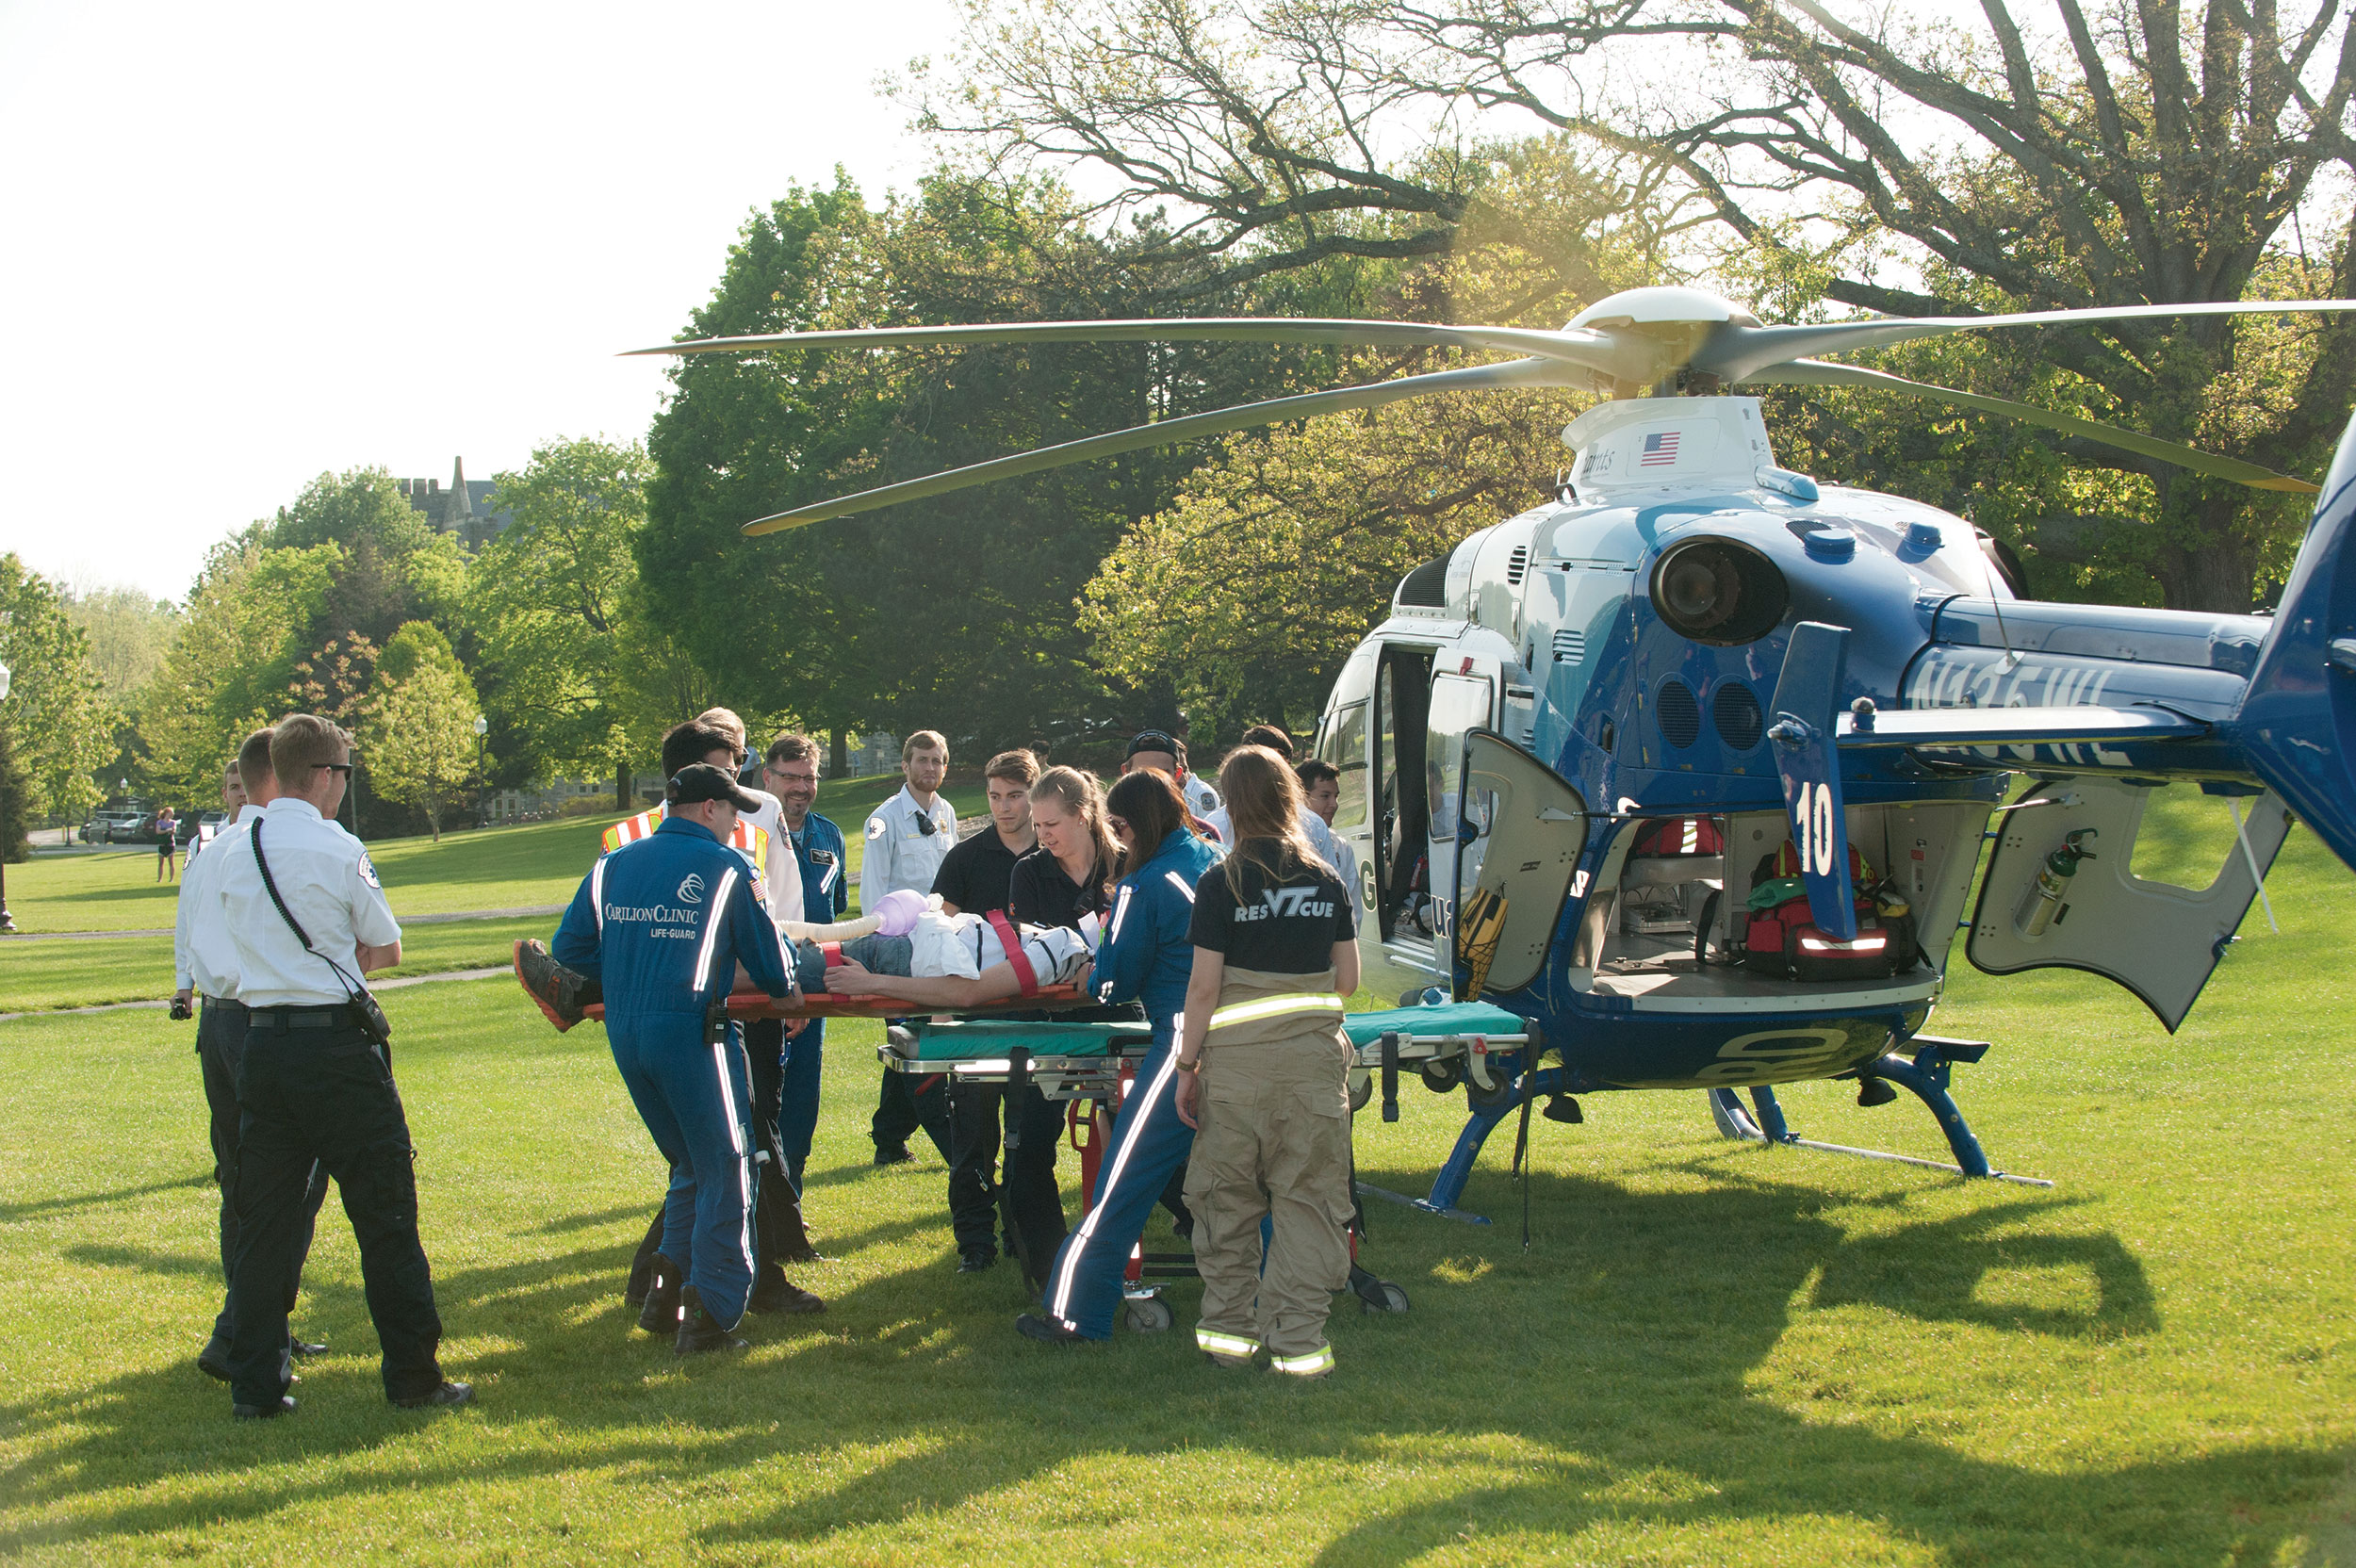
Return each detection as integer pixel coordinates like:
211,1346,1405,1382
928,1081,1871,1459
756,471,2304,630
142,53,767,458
667,762,761,811
1126,730,1180,760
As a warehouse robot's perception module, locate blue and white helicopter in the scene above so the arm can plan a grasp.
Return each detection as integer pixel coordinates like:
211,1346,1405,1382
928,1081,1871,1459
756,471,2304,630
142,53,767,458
642,286,2356,1217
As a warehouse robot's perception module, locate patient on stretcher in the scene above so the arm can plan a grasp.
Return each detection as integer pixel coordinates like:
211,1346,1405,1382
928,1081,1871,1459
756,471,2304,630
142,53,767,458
801,908,1093,1009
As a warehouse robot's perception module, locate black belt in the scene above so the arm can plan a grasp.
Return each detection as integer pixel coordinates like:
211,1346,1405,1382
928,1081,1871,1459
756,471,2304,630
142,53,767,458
200,996,246,1014
245,1004,347,1030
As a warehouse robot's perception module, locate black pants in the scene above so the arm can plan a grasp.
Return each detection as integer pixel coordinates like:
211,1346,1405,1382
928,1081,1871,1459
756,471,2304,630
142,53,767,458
946,1081,1068,1280
197,999,326,1356
226,1014,444,1408
628,1020,810,1298
871,1062,952,1160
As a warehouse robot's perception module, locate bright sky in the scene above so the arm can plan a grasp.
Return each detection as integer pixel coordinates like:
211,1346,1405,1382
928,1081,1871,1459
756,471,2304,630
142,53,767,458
0,0,958,600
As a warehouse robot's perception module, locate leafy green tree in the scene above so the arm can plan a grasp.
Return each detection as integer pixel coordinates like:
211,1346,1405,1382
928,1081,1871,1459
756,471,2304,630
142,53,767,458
362,622,483,841
642,172,1391,755
466,438,666,806
0,724,29,864
137,535,340,804
63,585,180,700
265,466,468,657
0,555,117,822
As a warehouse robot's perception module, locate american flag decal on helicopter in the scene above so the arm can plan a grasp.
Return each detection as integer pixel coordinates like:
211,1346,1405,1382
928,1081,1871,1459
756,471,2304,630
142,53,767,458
1641,431,1681,466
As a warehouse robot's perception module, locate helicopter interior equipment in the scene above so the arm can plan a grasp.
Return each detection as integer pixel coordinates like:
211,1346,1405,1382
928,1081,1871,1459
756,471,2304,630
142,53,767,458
638,286,2356,1219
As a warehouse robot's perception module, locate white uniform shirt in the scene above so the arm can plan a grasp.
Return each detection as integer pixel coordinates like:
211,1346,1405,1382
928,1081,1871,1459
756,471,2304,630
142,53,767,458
735,786,805,927
860,785,957,909
1181,773,1220,820
172,801,264,997
907,909,1093,985
1200,805,1359,921
214,797,402,1007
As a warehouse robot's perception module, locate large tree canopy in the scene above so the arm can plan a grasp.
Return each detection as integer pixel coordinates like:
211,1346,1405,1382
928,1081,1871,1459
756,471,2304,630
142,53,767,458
925,0,2356,610
0,555,116,822
641,171,1392,754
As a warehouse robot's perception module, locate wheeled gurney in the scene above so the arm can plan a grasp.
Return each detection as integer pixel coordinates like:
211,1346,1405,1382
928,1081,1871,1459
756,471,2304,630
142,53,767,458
874,1000,1539,1329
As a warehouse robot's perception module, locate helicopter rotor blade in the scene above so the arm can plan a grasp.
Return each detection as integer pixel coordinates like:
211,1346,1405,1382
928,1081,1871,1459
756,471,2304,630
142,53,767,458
1703,299,2356,384
1743,359,2320,495
632,317,1641,381
739,356,1579,533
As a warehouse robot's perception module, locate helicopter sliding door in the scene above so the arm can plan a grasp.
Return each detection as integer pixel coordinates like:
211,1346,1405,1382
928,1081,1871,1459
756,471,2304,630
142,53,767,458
1967,778,2291,1030
1452,728,1590,1001
1425,669,1498,950
1361,644,1439,1000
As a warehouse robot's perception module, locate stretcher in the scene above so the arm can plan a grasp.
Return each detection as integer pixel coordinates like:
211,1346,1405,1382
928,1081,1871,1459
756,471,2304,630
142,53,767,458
874,1000,1536,1329
579,983,1098,1023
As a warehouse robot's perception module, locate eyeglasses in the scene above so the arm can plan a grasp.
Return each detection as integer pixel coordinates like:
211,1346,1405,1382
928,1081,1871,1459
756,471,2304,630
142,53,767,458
314,762,353,776
765,767,817,786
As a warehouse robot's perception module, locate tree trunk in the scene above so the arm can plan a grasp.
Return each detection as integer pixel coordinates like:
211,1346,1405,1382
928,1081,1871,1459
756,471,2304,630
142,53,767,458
2152,486,2265,612
615,760,630,810
830,728,848,778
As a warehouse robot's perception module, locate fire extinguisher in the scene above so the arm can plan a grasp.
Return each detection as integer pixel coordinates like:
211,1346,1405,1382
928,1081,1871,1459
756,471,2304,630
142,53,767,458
2015,828,2098,939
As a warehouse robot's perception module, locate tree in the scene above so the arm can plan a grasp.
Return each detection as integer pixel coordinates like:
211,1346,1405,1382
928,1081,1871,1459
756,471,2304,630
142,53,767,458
137,534,340,804
930,0,2356,609
63,584,180,699
0,555,117,822
265,466,469,668
466,438,665,808
642,172,1396,756
362,623,483,841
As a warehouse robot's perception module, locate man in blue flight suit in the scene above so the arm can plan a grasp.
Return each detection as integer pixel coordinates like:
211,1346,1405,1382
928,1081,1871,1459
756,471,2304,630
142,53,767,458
758,733,846,1193
552,763,797,1354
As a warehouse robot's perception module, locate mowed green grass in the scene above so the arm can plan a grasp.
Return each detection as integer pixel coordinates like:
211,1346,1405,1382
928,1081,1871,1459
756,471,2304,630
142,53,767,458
2,789,2354,1562
2,773,979,936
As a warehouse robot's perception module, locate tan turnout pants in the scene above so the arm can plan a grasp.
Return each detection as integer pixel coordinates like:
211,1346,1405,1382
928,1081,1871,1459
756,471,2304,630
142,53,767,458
1185,1017,1354,1367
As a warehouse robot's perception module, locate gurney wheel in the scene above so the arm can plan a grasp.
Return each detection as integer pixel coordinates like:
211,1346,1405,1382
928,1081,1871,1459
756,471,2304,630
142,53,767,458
1121,1297,1174,1334
1361,1282,1410,1315
1349,1075,1373,1113
1418,1059,1462,1093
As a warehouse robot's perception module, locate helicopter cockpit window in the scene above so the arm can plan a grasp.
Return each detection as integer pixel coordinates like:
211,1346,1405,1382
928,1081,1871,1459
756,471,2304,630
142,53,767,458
1321,702,1368,831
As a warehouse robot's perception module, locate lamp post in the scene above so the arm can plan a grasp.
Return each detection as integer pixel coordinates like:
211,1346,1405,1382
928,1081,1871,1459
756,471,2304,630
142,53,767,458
473,714,488,828
0,660,16,933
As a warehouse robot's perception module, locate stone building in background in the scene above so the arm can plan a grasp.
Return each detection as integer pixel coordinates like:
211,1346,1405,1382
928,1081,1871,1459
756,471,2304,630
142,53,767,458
401,458,512,550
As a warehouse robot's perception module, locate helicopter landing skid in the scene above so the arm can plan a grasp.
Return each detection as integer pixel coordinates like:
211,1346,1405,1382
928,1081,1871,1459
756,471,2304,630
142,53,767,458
1708,1035,2053,1188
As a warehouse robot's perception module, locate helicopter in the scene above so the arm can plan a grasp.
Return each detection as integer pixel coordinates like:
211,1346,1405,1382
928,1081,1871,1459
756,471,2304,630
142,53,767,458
636,285,2356,1219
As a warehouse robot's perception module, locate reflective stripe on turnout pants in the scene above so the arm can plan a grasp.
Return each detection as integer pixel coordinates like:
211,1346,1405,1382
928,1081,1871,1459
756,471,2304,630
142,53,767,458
609,1012,759,1330
1183,971,1352,1363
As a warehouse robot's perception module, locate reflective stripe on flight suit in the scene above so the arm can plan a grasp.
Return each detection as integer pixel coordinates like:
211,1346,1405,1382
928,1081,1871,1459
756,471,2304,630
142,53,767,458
606,807,770,884
1206,992,1347,1032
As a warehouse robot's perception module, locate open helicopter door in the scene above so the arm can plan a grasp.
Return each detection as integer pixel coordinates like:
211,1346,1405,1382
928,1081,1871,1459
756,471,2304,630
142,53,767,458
1967,778,2291,1030
1452,729,1590,1001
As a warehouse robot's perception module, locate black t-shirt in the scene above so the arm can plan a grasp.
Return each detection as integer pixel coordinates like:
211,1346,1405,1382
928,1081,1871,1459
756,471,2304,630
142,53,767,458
931,826,1030,919
1009,846,1114,931
1188,841,1355,973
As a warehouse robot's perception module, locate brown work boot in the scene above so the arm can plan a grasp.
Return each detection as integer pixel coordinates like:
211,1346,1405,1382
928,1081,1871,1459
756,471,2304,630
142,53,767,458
515,939,598,1032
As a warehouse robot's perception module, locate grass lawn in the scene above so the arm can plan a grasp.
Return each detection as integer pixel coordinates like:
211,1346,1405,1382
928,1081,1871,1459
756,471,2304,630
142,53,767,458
3,773,986,936
2,787,2353,1561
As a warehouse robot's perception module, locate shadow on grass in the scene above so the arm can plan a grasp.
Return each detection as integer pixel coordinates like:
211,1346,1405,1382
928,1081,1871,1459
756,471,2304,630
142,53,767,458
0,1169,2325,1564
0,1173,208,1224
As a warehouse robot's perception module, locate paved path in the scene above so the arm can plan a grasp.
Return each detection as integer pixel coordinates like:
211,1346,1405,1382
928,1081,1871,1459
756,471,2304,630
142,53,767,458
5,905,564,942
0,966,511,1024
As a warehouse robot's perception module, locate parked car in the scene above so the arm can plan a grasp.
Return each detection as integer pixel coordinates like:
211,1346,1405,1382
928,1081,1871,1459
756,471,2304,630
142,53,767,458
86,808,146,843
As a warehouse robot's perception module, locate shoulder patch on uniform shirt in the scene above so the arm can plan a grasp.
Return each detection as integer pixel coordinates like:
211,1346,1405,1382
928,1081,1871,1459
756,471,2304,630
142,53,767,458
867,816,887,841
358,852,381,889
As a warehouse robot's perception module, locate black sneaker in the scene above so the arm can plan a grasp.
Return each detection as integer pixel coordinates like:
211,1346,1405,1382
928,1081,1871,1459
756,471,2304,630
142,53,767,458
290,1338,327,1359
392,1380,474,1410
197,1345,230,1382
957,1251,996,1274
515,939,598,1032
1014,1313,1091,1345
746,1271,826,1315
873,1144,913,1167
233,1396,296,1420
637,1255,682,1334
675,1285,748,1356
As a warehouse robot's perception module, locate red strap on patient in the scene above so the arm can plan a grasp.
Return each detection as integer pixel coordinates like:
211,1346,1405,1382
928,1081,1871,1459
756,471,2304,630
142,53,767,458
821,942,843,967
984,909,1039,996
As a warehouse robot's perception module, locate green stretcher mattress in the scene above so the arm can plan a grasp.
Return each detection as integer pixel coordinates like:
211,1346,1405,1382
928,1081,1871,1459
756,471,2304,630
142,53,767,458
893,1001,1530,1061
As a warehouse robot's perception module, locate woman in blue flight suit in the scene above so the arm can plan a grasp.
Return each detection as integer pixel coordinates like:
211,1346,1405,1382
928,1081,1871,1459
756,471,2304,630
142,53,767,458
1019,770,1221,1344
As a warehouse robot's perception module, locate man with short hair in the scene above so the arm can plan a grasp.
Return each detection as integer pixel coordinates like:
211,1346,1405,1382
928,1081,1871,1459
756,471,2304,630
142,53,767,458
1121,729,1220,824
761,734,845,1192
172,729,329,1383
861,730,957,1166
215,713,466,1417
551,762,801,1355
929,749,1064,1276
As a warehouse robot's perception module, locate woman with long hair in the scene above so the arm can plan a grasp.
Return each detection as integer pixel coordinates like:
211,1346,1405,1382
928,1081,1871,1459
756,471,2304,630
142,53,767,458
1171,745,1360,1378
1017,767,1222,1346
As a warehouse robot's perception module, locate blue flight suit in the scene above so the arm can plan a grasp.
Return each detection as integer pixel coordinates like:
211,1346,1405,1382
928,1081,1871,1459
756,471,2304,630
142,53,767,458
554,815,794,1329
1039,826,1223,1338
779,811,848,1189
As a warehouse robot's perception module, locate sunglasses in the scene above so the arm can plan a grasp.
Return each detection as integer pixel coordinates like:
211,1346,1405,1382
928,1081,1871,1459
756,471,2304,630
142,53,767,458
314,762,354,776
